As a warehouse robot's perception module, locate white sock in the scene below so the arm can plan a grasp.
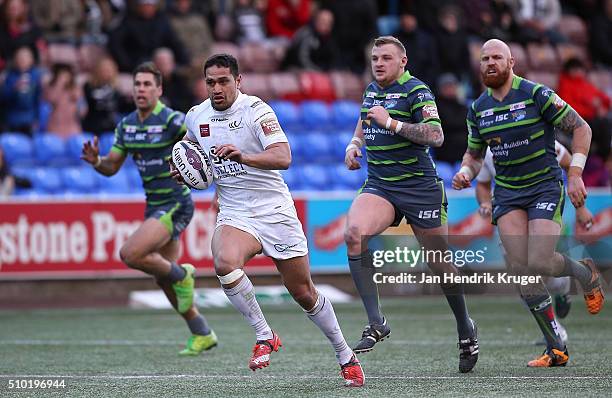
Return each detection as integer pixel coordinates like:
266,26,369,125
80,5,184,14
545,276,571,295
223,276,273,341
305,292,353,365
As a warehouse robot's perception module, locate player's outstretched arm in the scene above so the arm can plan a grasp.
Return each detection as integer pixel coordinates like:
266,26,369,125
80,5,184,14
557,108,591,208
452,147,486,190
216,142,291,170
81,136,126,176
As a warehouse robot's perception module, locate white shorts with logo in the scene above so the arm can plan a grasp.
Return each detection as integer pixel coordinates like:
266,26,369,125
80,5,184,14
215,206,309,260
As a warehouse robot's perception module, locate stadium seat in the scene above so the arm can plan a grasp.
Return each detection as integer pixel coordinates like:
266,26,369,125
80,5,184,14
589,71,612,98
558,15,588,46
47,43,79,66
97,168,131,194
240,43,280,73
38,100,52,133
508,43,529,76
556,43,590,66
332,100,361,129
33,134,69,167
330,71,365,101
269,72,302,101
300,164,330,190
99,132,116,155
525,71,559,91
301,132,334,163
30,168,63,194
332,130,356,161
526,43,560,72
0,132,35,167
66,133,94,165
61,166,98,193
239,73,273,101
300,100,332,130
280,168,302,191
331,163,366,190
299,71,335,101
435,161,455,187
269,100,301,130
377,16,400,36
210,42,241,59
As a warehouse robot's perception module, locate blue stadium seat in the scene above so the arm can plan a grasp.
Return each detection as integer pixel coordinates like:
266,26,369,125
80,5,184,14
377,16,399,36
30,167,63,194
268,100,301,130
61,166,98,193
302,132,333,163
331,163,366,190
300,164,330,190
0,132,35,167
97,168,131,194
332,130,356,161
33,134,68,166
300,100,332,130
332,100,361,129
66,133,95,165
280,168,302,190
99,132,115,155
288,135,306,163
435,161,455,187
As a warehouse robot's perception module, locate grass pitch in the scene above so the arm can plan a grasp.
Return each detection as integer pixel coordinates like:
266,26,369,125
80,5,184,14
1,296,611,397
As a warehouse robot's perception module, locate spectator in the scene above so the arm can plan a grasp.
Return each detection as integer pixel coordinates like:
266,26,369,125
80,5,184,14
324,0,378,73
233,0,268,45
465,0,515,42
266,0,311,40
282,8,340,71
394,10,439,87
44,63,84,137
433,6,470,82
432,73,467,163
152,47,193,113
590,0,612,67
0,0,45,69
80,0,112,45
0,46,42,136
169,0,214,61
82,57,131,135
512,0,565,44
0,147,16,198
108,0,188,72
30,0,84,44
556,57,611,177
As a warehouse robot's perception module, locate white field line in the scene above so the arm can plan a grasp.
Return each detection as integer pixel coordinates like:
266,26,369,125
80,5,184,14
0,375,610,380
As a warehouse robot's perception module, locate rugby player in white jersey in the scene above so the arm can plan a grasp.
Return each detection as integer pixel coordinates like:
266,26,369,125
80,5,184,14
476,140,595,346
170,54,364,387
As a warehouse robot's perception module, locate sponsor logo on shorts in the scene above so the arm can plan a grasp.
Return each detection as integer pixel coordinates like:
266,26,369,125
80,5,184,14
536,202,557,211
418,209,440,219
199,124,210,137
274,243,300,253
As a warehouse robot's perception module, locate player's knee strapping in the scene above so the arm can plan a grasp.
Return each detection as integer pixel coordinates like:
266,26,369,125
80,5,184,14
217,269,245,285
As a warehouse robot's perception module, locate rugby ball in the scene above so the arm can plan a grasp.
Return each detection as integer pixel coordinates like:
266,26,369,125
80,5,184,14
172,141,214,190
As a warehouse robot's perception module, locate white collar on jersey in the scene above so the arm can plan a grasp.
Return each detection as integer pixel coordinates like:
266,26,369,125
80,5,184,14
212,91,246,115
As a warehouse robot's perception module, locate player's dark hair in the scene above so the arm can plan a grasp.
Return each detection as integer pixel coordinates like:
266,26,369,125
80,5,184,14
373,36,407,56
133,61,162,87
204,54,240,78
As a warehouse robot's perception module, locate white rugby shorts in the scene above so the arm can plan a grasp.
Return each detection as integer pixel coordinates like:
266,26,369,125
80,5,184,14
215,206,308,260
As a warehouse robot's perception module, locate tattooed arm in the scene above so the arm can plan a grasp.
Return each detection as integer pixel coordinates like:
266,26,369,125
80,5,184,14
396,122,444,147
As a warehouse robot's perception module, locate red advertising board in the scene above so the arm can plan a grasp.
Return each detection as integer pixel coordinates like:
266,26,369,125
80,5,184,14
0,198,306,279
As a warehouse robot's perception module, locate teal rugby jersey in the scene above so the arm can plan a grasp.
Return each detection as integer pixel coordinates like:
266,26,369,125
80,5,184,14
467,75,571,189
361,70,442,187
111,100,190,205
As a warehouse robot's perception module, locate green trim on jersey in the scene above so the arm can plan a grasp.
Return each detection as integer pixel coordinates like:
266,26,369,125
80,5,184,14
530,130,545,140
111,145,126,155
494,175,555,189
494,149,546,166
366,142,412,151
367,157,418,165
142,171,172,182
495,166,551,181
379,171,424,181
397,70,412,85
553,181,564,226
480,117,542,134
475,99,535,117
152,100,164,115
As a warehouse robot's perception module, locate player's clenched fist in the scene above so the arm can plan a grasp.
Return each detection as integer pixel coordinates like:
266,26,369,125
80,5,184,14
345,146,362,170
366,105,390,128
452,171,472,190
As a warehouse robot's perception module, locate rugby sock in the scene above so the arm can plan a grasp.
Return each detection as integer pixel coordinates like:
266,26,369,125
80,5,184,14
187,314,212,336
560,255,592,289
545,276,571,295
348,252,384,325
166,262,187,283
223,275,273,341
521,293,564,350
440,283,473,340
305,293,353,365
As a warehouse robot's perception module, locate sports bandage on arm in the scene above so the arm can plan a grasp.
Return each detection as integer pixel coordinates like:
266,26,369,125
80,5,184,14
345,136,365,152
459,165,475,180
385,117,403,133
569,153,587,170
93,155,102,168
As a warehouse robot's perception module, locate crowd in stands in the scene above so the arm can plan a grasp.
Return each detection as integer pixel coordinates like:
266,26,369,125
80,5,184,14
0,0,610,197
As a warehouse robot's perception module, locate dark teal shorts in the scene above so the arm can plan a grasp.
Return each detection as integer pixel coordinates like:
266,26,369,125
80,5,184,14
492,179,565,226
145,196,194,240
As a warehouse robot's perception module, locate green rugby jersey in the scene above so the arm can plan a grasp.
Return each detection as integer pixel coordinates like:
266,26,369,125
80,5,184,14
467,75,570,189
361,70,442,187
111,100,190,205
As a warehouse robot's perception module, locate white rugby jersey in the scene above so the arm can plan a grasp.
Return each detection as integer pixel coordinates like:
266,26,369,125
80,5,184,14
477,140,567,183
185,92,294,216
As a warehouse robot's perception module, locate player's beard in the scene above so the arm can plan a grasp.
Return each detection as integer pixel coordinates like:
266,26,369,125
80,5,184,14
482,63,511,89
